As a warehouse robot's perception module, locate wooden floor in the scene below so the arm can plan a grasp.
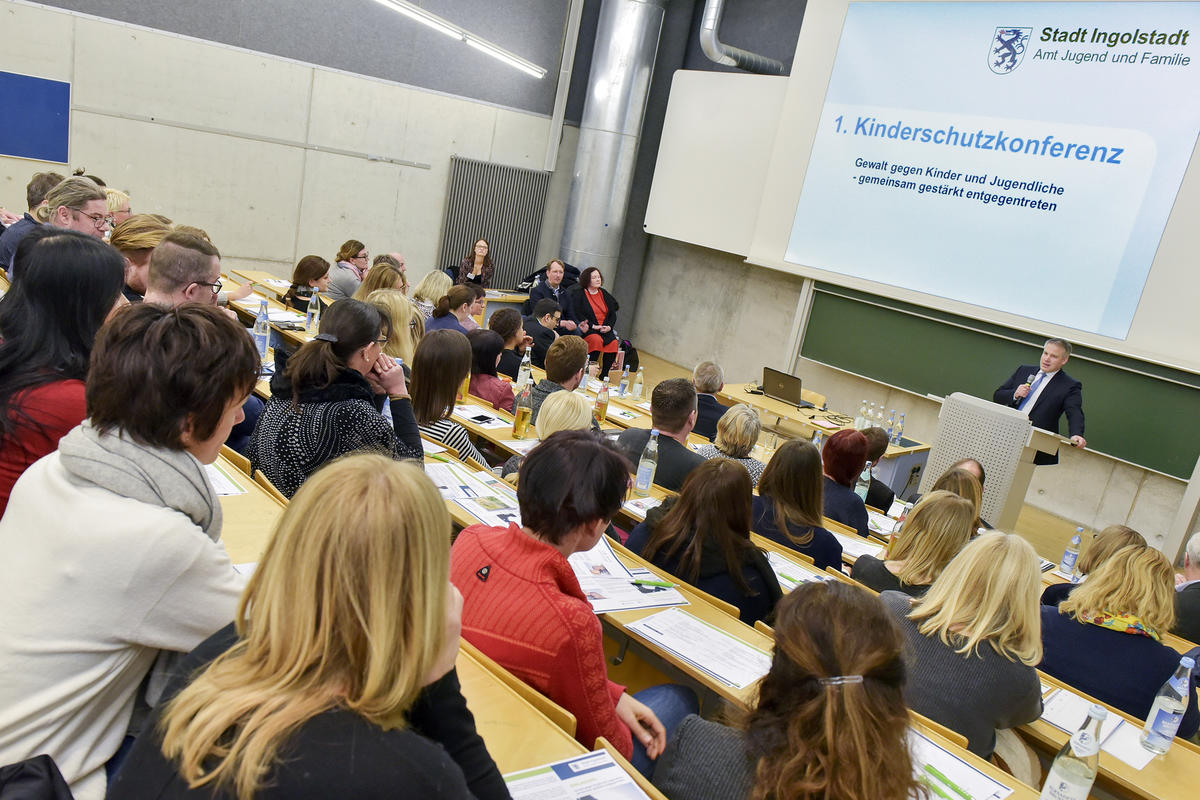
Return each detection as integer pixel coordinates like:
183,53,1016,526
637,351,1082,563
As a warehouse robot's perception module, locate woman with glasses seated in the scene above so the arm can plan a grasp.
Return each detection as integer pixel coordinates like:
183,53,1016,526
327,239,369,302
457,238,494,286
249,300,422,498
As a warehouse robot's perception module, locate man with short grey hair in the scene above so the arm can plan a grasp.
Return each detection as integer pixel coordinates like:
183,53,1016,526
1174,532,1200,643
992,338,1085,465
691,360,729,442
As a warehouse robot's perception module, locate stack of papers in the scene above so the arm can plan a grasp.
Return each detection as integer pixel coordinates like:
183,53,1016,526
635,401,652,412
567,537,687,614
1041,688,1157,770
1051,569,1078,583
1038,557,1056,573
620,496,662,521
606,406,640,422
505,750,651,800
908,728,1014,800
426,461,521,528
627,608,772,690
765,551,831,592
422,439,447,455
830,531,885,561
867,510,897,536
452,404,511,430
262,277,292,289
205,463,247,496
810,418,841,430
505,438,542,454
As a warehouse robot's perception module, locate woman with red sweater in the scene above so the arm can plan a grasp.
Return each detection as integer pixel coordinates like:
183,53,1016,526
451,430,697,776
466,329,514,413
0,228,126,515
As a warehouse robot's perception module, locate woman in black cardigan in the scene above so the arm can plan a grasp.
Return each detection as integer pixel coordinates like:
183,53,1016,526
567,266,621,374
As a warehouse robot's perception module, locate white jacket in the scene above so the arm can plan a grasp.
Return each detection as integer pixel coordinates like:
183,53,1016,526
0,452,245,800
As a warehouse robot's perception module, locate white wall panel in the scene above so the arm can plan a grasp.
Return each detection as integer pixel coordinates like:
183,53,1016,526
0,2,73,81
490,111,550,168
306,70,413,158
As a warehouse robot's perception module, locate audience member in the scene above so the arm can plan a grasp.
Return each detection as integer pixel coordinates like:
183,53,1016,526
694,403,766,486
367,288,423,364
109,455,508,800
488,307,528,379
0,171,63,270
460,283,486,331
932,466,987,531
249,300,421,497
568,267,620,373
882,532,1043,758
327,239,368,301
0,229,125,514
1176,532,1200,643
283,255,331,310
109,214,173,302
629,460,782,625
412,269,452,320
861,427,895,510
616,378,704,492
524,298,561,368
353,259,406,301
820,428,871,537
528,258,577,331
752,440,842,571
410,329,488,465
467,329,514,413
1041,524,1146,607
1041,545,1199,738
0,304,258,800
372,252,408,293
457,238,494,286
651,581,920,800
106,188,133,227
142,232,224,308
500,390,593,479
452,431,698,775
426,285,476,334
851,490,974,597
36,176,110,241
691,361,730,441
530,335,589,425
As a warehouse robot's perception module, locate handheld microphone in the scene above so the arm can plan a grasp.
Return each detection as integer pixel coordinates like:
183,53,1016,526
1025,372,1038,386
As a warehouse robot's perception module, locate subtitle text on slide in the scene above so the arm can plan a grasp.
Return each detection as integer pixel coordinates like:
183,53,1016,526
851,158,1066,212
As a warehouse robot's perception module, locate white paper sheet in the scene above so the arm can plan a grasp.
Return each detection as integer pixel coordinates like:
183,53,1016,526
620,496,662,521
504,438,542,454
263,277,292,288
205,463,247,496
1098,718,1157,770
1041,687,1159,770
607,406,640,421
908,728,1014,800
867,510,897,536
568,536,633,580
1051,569,1078,583
426,462,494,501
1038,557,1056,573
635,401,652,412
576,574,688,615
830,531,885,560
504,750,651,800
627,608,772,690
422,439,447,454
233,562,257,577
765,551,831,593
810,418,840,430
453,404,511,429
454,499,521,528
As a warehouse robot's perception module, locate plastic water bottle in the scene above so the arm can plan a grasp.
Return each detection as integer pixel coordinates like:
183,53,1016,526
252,300,270,359
305,290,321,334
1039,704,1105,800
866,402,876,428
854,460,872,501
812,431,825,451
892,413,906,445
1060,528,1083,579
875,404,886,425
885,409,896,439
1141,656,1195,754
617,366,630,396
630,367,645,399
516,349,532,388
634,430,659,497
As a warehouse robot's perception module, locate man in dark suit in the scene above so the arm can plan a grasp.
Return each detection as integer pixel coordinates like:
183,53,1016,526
527,259,579,334
1175,533,1200,644
616,378,705,492
522,298,561,369
992,338,1086,465
861,427,896,511
691,361,730,442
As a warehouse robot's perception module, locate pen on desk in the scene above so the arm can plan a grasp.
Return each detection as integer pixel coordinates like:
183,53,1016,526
923,764,973,800
428,453,451,463
632,579,676,588
919,774,955,800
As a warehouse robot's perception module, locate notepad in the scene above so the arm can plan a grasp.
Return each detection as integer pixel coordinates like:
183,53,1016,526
627,608,772,689
908,728,1014,800
205,463,246,496
829,531,885,560
765,551,830,592
810,418,840,430
505,750,651,799
1041,688,1156,770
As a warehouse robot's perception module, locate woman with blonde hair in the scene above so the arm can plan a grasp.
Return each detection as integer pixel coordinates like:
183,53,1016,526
372,253,409,294
752,440,842,571
108,455,508,800
694,404,766,486
932,466,986,531
367,289,423,364
881,532,1043,758
1041,524,1146,607
1041,545,1199,737
109,213,172,302
105,188,133,227
353,260,406,301
652,581,920,800
412,270,452,320
851,490,973,597
499,390,593,479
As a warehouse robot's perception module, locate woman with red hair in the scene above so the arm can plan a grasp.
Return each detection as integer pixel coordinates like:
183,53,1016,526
821,429,870,538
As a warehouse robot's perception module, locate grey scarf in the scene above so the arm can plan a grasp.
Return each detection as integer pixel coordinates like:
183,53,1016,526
57,421,222,541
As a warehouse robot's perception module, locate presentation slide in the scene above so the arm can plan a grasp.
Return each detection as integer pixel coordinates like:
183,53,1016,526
785,2,1200,339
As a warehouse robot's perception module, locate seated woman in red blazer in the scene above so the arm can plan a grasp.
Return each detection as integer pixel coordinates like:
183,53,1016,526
567,267,621,374
466,329,514,413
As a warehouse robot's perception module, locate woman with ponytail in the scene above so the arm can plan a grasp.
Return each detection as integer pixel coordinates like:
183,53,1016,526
425,285,475,335
652,581,920,800
248,300,422,498
283,255,331,311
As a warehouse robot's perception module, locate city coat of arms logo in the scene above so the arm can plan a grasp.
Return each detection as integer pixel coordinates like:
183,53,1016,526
990,27,1033,74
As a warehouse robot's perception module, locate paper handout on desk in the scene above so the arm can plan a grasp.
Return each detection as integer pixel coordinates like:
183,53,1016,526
626,608,772,690
504,438,542,454
830,531,885,561
205,463,247,496
620,496,662,521
907,728,1014,800
452,404,511,430
1041,688,1156,770
426,461,522,528
765,551,830,593
607,406,639,422
504,750,651,800
867,510,897,536
567,537,687,614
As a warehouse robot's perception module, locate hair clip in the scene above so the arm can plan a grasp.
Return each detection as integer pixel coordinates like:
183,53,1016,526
313,333,338,343
818,675,863,686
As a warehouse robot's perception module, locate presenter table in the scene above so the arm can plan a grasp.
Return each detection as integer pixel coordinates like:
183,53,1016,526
481,290,528,325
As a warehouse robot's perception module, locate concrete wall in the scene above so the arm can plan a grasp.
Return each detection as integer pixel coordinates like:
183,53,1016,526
0,0,574,280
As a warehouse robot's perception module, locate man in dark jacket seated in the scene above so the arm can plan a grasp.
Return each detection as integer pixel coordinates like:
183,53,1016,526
616,379,705,492
1176,533,1200,644
691,361,729,442
526,259,579,334
523,299,561,369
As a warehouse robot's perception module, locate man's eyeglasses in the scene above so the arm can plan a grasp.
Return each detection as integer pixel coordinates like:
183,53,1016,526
190,279,223,295
71,208,114,229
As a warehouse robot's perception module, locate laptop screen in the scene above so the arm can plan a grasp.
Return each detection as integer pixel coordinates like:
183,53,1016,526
762,367,804,406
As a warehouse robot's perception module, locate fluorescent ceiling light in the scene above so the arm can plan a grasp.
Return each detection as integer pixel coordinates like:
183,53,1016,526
370,0,547,79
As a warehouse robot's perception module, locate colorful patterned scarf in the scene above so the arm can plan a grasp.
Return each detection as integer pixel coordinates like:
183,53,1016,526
1080,609,1161,641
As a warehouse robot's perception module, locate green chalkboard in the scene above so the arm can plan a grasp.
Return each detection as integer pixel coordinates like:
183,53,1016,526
801,285,1200,478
